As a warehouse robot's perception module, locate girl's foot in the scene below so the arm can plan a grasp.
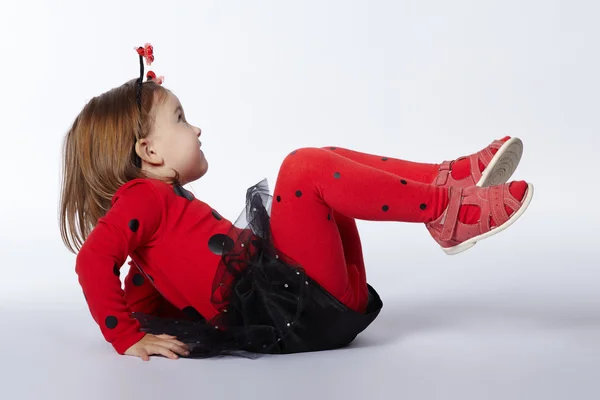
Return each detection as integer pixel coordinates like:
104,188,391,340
426,180,534,255
435,136,523,189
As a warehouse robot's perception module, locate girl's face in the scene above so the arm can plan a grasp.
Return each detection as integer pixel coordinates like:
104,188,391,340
138,91,207,185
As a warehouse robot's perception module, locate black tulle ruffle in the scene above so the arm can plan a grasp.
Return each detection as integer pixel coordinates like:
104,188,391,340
133,179,382,358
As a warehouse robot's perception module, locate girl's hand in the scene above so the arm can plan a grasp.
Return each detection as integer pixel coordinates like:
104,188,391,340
125,333,190,361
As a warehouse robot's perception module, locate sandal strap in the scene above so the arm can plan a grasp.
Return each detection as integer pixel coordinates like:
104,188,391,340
439,183,520,242
469,154,483,183
490,138,506,148
478,146,495,165
440,186,463,241
470,141,503,182
489,184,518,227
503,191,521,211
435,160,453,186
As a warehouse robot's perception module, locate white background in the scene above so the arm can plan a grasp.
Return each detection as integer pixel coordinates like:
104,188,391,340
0,1,598,399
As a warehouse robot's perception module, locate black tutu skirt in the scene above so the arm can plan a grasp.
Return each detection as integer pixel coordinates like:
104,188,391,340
132,179,383,358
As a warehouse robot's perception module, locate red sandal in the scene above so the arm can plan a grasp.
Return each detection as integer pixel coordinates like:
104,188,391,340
426,181,534,255
435,137,523,189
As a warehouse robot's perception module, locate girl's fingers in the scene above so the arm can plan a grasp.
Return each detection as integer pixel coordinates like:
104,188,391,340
133,334,190,360
167,338,190,351
149,344,179,360
156,334,189,351
139,349,150,362
165,341,190,356
156,334,177,339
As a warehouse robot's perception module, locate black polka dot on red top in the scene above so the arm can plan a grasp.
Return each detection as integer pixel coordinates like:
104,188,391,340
400,179,407,185
382,205,389,212
212,210,222,220
295,190,302,197
208,233,235,255
276,195,281,202
420,203,427,210
182,306,204,321
113,264,120,277
382,157,388,161
327,213,331,220
128,219,139,232
132,273,144,286
333,172,341,179
173,185,194,200
105,316,118,329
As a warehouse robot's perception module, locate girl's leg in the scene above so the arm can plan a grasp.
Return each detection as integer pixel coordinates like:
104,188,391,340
321,146,439,183
319,139,509,304
270,147,528,313
312,141,498,305
320,136,511,184
333,211,369,311
320,137,514,224
270,147,449,313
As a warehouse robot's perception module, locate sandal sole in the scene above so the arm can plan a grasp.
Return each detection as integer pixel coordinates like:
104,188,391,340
442,182,534,255
477,137,523,187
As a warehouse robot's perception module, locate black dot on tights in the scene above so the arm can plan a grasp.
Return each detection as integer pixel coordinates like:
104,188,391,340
212,210,222,220
113,264,120,277
276,195,281,202
295,190,302,198
105,316,118,329
420,203,427,210
128,219,139,232
333,172,341,179
382,157,388,161
182,306,204,321
382,205,389,212
400,179,407,185
132,273,145,286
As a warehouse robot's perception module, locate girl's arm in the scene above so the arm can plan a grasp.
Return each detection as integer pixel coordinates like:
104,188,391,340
75,180,164,355
123,260,189,320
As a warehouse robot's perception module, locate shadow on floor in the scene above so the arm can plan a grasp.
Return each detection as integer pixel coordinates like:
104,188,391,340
348,297,600,349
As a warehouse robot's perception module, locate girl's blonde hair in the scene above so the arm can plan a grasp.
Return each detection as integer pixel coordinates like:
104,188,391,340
59,78,172,254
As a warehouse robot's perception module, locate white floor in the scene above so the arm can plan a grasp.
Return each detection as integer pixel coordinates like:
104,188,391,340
3,212,599,400
3,292,599,400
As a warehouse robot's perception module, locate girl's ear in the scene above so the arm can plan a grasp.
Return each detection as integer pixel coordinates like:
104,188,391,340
135,138,164,166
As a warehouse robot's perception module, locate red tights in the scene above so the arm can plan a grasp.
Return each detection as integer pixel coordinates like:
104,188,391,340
270,146,447,314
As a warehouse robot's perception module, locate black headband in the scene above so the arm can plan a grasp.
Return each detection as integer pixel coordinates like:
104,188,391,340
133,43,164,168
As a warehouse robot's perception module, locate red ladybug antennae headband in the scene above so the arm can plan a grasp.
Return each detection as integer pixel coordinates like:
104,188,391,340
134,43,165,111
132,43,164,168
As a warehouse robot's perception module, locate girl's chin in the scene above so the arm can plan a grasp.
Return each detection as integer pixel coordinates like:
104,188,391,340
196,159,209,177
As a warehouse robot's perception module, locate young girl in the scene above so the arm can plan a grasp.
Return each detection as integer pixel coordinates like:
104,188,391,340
60,43,534,361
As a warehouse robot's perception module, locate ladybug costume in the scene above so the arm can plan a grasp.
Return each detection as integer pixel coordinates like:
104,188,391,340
78,147,453,357
76,43,528,358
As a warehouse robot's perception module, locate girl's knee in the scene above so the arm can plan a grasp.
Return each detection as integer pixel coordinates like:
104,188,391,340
277,147,335,187
281,147,330,168
320,146,339,151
